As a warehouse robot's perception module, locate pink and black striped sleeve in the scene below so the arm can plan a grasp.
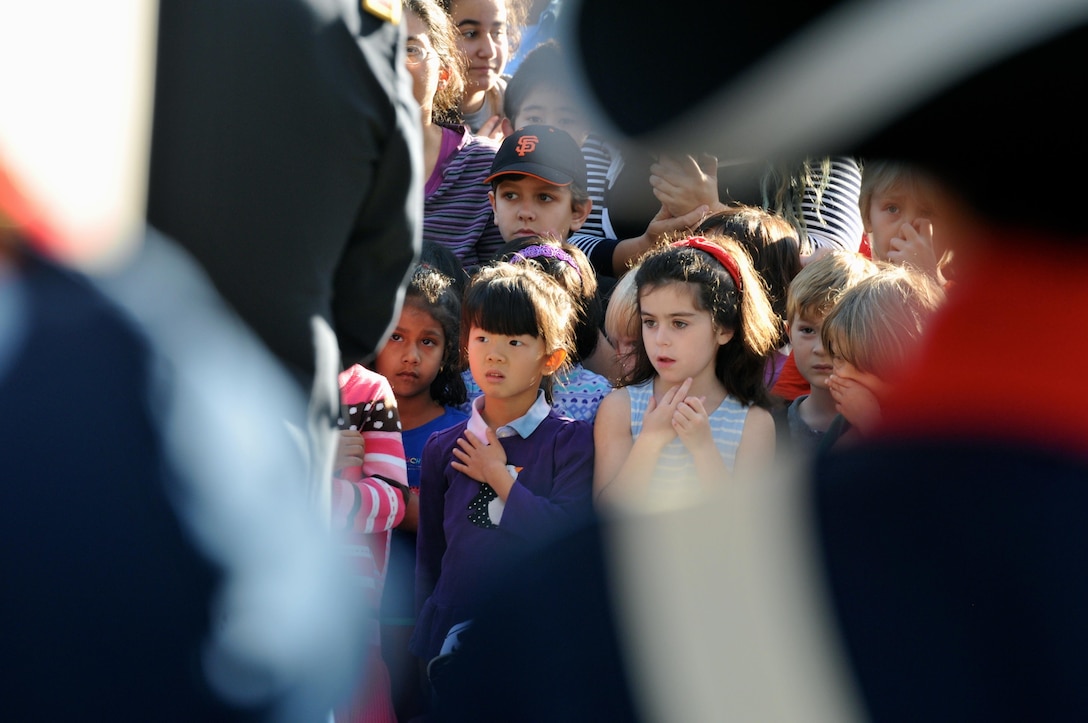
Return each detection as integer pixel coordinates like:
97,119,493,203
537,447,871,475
332,365,408,533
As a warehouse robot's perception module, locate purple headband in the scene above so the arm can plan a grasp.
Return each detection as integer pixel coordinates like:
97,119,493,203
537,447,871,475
511,244,582,280
671,236,742,291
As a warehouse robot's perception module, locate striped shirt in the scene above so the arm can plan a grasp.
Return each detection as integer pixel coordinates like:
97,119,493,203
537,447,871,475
802,156,865,254
581,133,619,238
334,364,408,626
425,125,505,268
627,378,748,492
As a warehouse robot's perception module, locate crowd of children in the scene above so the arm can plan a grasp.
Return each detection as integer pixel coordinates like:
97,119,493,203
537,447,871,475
325,2,961,720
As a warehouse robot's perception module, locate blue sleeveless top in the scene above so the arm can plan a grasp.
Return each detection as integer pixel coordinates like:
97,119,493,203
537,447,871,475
627,378,749,491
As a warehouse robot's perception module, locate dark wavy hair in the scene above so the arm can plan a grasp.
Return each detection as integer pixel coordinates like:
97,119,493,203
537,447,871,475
627,234,780,407
697,205,801,348
405,263,468,406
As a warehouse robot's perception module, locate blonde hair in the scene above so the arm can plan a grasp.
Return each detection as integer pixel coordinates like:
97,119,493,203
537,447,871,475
858,159,940,226
604,267,640,344
785,251,878,323
858,158,957,280
821,263,944,380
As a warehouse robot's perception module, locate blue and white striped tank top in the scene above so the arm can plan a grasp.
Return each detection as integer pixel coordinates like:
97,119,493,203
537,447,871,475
627,378,749,491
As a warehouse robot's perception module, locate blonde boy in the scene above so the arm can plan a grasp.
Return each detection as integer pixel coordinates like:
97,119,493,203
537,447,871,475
778,251,877,451
860,159,958,286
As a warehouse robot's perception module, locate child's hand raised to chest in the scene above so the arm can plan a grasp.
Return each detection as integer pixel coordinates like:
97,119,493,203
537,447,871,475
453,427,516,500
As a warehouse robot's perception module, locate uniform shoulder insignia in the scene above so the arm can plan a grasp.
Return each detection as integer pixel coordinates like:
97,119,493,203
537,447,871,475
362,0,401,24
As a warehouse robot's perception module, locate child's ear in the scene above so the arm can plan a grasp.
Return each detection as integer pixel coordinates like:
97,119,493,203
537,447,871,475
715,326,734,347
542,348,567,375
488,189,497,212
569,197,592,232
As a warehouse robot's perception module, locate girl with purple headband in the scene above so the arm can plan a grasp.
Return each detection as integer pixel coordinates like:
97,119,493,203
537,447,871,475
460,235,612,422
594,234,781,509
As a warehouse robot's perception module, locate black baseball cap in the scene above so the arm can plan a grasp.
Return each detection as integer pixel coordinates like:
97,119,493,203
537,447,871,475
484,125,588,189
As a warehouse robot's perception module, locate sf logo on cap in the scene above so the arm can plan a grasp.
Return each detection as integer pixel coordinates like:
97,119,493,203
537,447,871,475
515,135,539,156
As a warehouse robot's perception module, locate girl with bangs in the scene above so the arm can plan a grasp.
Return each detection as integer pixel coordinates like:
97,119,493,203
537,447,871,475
410,262,594,671
594,234,781,509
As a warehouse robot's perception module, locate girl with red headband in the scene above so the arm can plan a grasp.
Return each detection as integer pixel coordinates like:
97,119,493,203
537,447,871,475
593,234,781,508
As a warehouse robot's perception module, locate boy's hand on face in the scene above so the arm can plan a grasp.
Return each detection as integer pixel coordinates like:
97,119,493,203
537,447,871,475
828,371,886,434
650,153,725,217
887,218,939,280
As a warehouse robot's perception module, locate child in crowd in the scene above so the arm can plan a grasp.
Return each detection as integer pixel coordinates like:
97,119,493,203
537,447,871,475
411,262,594,668
485,124,593,245
859,159,957,287
500,39,607,235
499,41,714,280
602,264,640,384
407,0,504,268
490,235,612,421
372,262,468,722
772,251,877,456
593,235,780,509
696,205,802,388
500,40,590,146
817,264,945,453
333,364,411,723
442,0,513,138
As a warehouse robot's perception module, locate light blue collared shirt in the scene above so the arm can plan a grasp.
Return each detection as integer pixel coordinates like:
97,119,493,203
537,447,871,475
466,389,552,442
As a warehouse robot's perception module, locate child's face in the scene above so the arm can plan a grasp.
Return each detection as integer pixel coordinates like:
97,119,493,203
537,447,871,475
639,282,732,387
374,305,446,402
489,176,590,241
865,181,945,263
448,0,508,96
512,85,591,146
466,325,561,410
788,312,833,390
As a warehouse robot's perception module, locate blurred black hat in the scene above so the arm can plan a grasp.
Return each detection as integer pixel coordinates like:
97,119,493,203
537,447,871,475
564,0,1088,233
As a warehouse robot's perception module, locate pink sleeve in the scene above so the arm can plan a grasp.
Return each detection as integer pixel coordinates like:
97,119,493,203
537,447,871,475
332,365,408,533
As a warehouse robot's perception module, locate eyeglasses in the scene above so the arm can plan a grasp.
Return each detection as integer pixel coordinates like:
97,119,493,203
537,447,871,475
405,44,433,66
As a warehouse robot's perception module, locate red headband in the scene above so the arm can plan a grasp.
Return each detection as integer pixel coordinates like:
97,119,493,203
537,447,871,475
671,236,743,291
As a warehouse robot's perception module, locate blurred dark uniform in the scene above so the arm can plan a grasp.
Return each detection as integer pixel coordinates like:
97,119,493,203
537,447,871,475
4,0,419,720
1,245,243,720
147,0,421,385
147,0,421,518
